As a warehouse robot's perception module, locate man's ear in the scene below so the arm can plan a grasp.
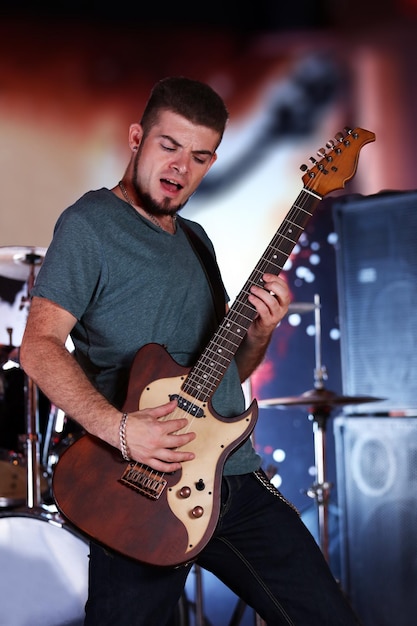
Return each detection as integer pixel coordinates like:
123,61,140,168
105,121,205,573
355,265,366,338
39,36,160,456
128,123,143,151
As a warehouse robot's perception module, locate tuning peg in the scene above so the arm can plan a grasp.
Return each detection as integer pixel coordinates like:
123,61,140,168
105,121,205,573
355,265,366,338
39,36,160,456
316,148,326,158
326,140,335,149
309,156,317,164
344,126,352,134
335,132,344,142
300,163,308,172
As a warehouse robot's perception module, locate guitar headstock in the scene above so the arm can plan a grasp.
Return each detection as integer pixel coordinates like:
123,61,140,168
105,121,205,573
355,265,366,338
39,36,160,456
301,127,375,197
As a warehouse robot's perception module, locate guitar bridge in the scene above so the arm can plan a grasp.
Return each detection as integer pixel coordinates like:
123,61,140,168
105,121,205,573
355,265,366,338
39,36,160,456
120,463,167,500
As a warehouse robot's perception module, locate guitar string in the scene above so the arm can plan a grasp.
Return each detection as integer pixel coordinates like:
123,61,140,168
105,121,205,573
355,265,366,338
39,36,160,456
213,132,344,402
186,169,325,401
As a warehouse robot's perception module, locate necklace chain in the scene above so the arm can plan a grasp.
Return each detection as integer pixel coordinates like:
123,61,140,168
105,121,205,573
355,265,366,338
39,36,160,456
118,180,176,233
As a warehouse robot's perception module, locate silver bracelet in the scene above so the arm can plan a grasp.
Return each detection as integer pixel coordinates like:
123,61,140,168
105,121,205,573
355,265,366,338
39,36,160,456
119,412,131,461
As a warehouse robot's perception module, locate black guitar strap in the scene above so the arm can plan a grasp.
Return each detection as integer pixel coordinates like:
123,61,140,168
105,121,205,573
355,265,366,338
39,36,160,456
178,217,226,324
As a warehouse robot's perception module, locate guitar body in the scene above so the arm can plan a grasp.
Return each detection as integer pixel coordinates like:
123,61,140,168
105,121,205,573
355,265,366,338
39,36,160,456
53,343,257,567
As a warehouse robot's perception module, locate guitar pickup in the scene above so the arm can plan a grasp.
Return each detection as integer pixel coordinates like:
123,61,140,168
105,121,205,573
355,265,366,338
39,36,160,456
170,394,205,418
120,463,167,500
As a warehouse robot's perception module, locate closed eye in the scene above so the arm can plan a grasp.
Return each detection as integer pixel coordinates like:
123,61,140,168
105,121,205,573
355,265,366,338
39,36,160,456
193,155,207,164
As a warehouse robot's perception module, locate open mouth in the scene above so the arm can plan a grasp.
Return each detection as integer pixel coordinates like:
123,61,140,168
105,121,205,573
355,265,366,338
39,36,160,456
161,178,183,192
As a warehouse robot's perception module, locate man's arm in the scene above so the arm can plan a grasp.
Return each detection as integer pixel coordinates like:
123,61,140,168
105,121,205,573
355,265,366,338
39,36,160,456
234,274,290,382
20,296,196,471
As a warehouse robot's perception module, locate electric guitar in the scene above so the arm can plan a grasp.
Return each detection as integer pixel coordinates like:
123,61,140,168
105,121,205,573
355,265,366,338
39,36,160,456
52,127,375,567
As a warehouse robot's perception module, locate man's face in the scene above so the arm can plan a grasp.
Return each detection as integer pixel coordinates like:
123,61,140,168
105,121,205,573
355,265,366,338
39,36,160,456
132,110,219,216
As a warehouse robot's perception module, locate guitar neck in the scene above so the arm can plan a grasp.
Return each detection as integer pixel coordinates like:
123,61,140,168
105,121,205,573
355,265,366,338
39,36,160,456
182,189,321,402
182,126,376,403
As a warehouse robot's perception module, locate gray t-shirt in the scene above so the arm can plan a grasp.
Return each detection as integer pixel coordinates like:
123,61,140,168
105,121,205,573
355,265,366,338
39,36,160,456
32,188,261,474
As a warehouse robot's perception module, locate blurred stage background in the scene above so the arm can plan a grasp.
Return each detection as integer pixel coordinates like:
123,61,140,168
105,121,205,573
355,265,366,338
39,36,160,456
1,2,417,625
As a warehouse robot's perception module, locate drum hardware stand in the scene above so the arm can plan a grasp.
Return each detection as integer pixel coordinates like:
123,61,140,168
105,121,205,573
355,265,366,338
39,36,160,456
190,564,206,626
41,403,59,469
23,372,43,509
18,252,45,512
303,296,382,562
304,293,332,563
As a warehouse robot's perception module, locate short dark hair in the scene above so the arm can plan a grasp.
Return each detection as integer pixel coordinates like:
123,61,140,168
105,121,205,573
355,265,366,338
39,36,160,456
140,77,229,146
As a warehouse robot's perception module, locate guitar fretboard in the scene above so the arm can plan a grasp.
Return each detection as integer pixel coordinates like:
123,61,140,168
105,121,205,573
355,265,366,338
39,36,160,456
182,190,320,402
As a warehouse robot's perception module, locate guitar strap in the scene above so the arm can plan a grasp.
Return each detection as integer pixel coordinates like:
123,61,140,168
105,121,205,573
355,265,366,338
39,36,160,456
178,217,226,324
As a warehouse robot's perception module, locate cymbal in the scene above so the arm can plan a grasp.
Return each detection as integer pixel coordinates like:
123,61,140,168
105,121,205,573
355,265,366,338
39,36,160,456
259,388,384,408
0,246,47,281
287,302,317,314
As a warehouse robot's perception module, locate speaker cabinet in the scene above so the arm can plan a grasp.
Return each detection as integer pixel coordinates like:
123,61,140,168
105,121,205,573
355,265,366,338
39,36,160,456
334,416,417,626
333,190,417,414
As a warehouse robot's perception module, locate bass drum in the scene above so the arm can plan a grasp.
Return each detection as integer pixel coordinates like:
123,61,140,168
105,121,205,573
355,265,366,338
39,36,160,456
0,510,190,626
0,510,89,626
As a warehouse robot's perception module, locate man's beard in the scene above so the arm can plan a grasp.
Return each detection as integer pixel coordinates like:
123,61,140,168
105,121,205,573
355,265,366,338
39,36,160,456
131,147,191,217
132,180,187,218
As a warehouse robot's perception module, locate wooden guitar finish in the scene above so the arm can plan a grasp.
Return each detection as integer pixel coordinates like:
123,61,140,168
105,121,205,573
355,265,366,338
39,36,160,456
53,343,256,566
53,128,375,567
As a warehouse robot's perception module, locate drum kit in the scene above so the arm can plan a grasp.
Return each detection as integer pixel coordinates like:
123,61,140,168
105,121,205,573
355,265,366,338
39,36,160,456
0,246,89,626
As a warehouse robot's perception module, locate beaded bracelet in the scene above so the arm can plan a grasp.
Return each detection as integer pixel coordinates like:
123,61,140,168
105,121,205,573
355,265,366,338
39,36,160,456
119,412,131,461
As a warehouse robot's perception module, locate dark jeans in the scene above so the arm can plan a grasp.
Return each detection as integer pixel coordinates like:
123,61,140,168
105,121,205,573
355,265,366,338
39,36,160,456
84,470,361,625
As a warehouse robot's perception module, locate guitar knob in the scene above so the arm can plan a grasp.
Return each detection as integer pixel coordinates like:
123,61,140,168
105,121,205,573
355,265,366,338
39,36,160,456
191,506,204,518
179,486,191,498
